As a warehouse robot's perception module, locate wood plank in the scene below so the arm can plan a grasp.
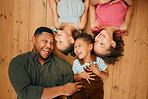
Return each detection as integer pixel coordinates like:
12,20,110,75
0,0,13,98
28,0,47,51
11,0,30,98
111,0,138,98
129,0,148,98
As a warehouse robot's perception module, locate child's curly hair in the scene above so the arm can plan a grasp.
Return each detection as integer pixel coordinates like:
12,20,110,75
95,32,124,65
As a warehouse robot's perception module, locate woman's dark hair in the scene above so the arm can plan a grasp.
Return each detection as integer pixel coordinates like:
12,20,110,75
59,44,75,57
95,32,124,65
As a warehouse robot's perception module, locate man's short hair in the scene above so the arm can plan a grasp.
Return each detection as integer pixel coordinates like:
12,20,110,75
34,27,54,36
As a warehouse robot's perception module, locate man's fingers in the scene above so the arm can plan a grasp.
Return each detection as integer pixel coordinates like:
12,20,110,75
77,84,84,89
75,81,83,85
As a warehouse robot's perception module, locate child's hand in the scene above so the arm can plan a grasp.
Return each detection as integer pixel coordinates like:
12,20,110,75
86,63,100,75
80,70,96,84
110,0,120,5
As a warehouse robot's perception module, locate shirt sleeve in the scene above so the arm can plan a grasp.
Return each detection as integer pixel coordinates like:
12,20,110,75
8,56,44,99
72,59,79,74
96,57,107,71
62,59,74,85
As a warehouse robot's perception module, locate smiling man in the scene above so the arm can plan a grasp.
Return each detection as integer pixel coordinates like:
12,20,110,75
8,27,83,99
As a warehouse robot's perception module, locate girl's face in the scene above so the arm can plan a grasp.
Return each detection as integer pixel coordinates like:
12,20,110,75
74,38,92,59
94,30,116,55
55,30,74,51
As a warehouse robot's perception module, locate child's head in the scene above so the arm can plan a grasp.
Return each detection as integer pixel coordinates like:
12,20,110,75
74,33,94,60
94,31,124,64
55,30,74,55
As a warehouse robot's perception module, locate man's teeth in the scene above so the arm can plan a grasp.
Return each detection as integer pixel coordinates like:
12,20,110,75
42,49,49,53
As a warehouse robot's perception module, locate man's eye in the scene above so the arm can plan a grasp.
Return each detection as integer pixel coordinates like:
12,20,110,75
43,40,47,42
59,41,62,43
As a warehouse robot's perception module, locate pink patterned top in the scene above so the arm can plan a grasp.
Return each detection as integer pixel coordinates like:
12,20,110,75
96,0,127,28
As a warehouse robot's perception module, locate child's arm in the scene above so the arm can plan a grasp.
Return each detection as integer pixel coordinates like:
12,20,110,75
120,0,134,30
87,63,109,80
74,71,96,84
90,0,111,5
48,0,59,29
77,0,89,30
89,4,100,29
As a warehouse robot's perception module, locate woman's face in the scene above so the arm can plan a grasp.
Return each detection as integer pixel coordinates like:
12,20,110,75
55,30,73,51
94,30,116,55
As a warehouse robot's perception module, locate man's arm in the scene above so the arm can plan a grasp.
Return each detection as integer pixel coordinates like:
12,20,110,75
9,56,44,99
41,82,83,99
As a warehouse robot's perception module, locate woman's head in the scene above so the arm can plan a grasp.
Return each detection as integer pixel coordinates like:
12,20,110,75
55,30,74,55
94,29,116,55
74,33,94,59
94,31,124,64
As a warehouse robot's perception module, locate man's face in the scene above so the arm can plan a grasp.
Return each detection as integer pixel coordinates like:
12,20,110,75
32,32,54,60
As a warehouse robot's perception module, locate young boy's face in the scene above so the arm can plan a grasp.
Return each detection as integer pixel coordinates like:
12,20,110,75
74,38,91,59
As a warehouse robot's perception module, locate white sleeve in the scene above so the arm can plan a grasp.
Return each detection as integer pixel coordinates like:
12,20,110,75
96,57,107,71
72,59,79,74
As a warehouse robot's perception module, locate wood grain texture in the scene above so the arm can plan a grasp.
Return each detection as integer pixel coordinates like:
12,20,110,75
0,0,148,99
0,0,13,99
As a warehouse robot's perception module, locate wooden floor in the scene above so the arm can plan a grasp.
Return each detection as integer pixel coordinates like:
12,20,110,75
0,0,148,99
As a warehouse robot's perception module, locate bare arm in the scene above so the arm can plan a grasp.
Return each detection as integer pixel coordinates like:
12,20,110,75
120,0,134,30
48,0,59,29
78,0,89,30
89,4,99,29
95,69,109,80
90,0,111,5
41,82,84,99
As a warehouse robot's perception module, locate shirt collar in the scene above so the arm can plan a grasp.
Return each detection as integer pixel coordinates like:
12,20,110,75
30,50,53,62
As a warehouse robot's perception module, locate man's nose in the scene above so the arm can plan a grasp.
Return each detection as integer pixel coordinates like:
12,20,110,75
46,43,51,48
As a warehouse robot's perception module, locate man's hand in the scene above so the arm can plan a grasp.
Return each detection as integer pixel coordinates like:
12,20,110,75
62,82,84,96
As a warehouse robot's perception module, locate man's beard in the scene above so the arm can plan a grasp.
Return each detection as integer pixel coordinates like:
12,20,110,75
34,46,49,60
39,54,48,60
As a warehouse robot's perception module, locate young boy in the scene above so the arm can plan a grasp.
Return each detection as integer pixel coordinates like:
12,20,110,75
72,33,109,99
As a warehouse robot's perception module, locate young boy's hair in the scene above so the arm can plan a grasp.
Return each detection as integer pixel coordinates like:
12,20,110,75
74,33,94,44
95,32,124,65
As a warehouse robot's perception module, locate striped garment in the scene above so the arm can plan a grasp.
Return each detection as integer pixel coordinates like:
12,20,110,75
72,57,107,74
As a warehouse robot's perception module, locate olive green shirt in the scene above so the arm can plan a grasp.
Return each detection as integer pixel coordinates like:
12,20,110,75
9,51,74,99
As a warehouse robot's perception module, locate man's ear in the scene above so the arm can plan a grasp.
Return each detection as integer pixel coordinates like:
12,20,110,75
111,40,116,48
69,37,74,44
89,44,93,50
32,36,36,44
